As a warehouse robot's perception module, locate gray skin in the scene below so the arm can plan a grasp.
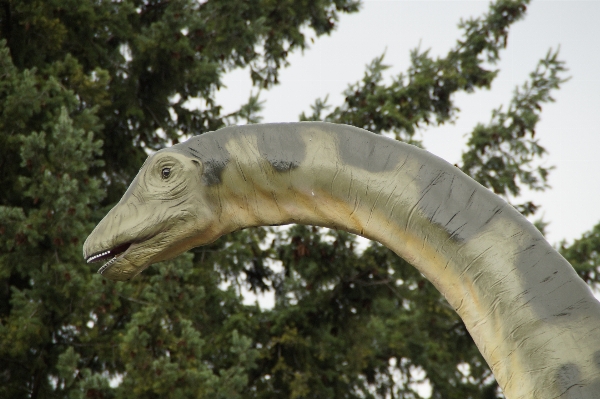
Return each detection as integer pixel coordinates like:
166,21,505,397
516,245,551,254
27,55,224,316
84,122,600,398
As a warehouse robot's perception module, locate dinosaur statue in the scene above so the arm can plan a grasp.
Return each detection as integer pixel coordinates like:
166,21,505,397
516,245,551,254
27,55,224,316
84,122,600,398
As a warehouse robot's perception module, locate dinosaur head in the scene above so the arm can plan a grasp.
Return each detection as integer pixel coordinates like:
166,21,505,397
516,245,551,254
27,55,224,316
83,148,219,281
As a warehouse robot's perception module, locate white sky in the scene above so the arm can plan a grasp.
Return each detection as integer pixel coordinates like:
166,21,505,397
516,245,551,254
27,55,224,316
216,0,600,246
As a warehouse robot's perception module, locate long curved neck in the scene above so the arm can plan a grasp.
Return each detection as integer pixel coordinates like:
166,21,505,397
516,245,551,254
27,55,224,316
187,122,600,398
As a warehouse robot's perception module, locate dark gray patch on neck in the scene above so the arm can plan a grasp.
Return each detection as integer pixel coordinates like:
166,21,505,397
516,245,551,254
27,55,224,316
174,133,231,185
555,363,580,389
255,123,306,172
391,148,599,324
334,128,402,173
552,361,600,399
554,363,582,398
511,241,600,324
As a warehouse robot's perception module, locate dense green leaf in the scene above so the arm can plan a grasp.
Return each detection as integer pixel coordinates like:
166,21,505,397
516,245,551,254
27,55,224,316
1,1,593,398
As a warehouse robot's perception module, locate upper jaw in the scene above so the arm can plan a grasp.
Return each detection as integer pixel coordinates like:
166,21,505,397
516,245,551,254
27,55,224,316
85,242,132,264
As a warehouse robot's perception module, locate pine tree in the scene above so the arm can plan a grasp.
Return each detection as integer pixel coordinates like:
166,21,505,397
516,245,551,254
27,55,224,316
0,1,360,397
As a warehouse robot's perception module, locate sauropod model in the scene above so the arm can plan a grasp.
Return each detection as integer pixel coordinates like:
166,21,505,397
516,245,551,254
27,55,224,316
84,122,600,398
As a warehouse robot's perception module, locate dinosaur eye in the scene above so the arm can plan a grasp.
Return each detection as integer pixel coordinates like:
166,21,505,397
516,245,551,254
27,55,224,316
161,167,171,179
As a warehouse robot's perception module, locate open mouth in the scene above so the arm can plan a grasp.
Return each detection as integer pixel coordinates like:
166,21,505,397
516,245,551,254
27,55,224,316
86,242,132,273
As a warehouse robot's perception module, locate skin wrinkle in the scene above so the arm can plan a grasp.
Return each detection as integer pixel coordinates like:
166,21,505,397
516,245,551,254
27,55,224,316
384,179,415,232
234,153,248,182
465,189,477,209
405,196,421,231
428,204,442,224
515,249,552,285
482,206,504,226
383,183,399,207
406,166,444,230
443,211,460,229
216,182,226,224
459,246,493,278
439,235,471,275
346,169,353,201
380,159,412,214
420,234,429,252
272,191,283,219
445,174,456,199
454,297,465,312
331,166,340,197
448,222,468,240
349,191,361,219
84,122,600,398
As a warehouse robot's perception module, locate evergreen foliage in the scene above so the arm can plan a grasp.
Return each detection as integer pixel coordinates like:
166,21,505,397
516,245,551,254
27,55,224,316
0,1,595,398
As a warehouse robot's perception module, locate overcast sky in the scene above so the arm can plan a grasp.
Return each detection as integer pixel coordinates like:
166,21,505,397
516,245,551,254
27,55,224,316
215,0,600,246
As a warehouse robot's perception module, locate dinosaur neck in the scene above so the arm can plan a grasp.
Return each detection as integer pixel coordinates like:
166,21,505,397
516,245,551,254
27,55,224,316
193,122,600,398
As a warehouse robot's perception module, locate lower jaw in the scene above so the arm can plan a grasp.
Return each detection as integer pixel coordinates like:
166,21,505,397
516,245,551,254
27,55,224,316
97,256,119,275
97,257,135,281
98,257,148,281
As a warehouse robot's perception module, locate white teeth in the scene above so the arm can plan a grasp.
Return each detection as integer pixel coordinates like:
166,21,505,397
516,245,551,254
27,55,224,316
87,250,111,263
